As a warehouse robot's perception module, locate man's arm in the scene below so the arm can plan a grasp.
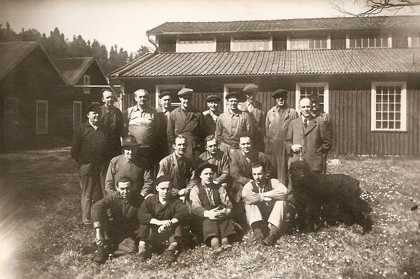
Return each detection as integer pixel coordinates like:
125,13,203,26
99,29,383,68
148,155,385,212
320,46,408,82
242,181,264,204
105,157,117,194
190,186,206,217
230,152,252,186
167,111,176,146
214,154,229,184
138,196,155,225
140,160,153,197
263,179,288,201
285,120,295,155
319,121,332,153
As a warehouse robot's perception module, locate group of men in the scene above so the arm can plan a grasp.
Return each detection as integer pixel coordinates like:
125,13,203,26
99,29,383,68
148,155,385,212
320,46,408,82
71,85,332,265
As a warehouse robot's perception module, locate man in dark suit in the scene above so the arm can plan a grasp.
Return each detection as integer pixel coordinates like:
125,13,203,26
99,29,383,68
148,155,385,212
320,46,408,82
156,91,173,162
285,97,332,177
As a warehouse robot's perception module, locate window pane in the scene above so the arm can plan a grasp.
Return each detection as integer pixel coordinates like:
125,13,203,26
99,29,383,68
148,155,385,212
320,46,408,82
396,113,400,120
396,122,401,129
376,112,382,120
389,113,394,120
376,121,382,129
389,122,394,129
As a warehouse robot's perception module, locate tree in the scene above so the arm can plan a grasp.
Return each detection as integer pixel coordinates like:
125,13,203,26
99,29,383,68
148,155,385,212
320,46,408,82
329,0,420,16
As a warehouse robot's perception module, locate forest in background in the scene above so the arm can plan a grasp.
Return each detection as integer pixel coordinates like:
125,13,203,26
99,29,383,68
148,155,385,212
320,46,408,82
0,22,150,74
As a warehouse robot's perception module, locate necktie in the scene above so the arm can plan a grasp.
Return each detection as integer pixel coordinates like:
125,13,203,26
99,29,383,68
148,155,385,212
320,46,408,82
304,118,308,129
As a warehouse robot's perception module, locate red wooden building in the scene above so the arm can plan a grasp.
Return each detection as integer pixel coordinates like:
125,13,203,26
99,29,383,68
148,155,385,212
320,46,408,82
109,16,420,155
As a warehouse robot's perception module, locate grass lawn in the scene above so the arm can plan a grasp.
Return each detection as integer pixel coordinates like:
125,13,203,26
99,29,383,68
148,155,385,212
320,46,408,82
0,148,419,279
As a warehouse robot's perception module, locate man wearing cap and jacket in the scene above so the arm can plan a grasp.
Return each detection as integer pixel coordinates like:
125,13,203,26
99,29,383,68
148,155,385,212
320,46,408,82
241,84,266,152
105,135,153,197
202,94,222,137
215,92,252,154
265,89,298,185
123,89,158,174
71,104,110,226
167,88,204,161
156,91,173,161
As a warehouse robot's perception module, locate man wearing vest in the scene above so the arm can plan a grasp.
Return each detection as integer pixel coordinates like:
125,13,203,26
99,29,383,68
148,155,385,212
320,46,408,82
242,163,288,246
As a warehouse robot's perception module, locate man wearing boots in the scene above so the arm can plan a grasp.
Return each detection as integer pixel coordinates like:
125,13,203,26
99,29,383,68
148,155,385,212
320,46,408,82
242,164,288,246
137,175,189,262
91,177,143,264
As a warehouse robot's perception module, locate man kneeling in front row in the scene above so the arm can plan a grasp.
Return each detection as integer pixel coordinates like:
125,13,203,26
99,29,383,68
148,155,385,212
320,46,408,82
242,163,288,246
92,177,143,264
138,175,189,263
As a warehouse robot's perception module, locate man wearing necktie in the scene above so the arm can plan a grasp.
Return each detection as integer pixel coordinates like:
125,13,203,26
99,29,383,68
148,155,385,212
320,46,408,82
285,98,332,179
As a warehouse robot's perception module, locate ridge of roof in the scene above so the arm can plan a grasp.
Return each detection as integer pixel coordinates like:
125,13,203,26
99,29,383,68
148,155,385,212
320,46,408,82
0,42,38,81
54,57,95,85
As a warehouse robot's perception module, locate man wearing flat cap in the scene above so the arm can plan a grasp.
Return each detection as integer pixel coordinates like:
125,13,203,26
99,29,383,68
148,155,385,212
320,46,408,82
167,88,204,161
202,94,222,137
215,92,252,153
105,135,153,197
123,89,158,175
156,91,173,162
241,84,266,152
309,93,332,174
265,89,298,185
71,104,109,227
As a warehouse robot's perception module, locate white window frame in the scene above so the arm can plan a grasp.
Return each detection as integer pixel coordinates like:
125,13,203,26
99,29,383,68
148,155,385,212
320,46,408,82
371,81,407,131
408,33,420,47
73,101,82,130
295,82,329,114
346,33,392,48
84,75,90,94
36,100,48,134
155,84,185,108
223,83,253,112
287,35,330,50
176,38,216,53
231,37,272,51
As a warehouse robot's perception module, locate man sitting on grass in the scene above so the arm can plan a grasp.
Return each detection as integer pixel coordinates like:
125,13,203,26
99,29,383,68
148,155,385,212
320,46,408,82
242,163,288,246
190,161,236,254
137,175,189,263
91,177,143,265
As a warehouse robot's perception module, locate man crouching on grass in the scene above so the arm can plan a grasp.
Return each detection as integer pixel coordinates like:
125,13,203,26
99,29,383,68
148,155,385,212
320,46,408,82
242,163,288,246
91,177,143,265
137,175,189,263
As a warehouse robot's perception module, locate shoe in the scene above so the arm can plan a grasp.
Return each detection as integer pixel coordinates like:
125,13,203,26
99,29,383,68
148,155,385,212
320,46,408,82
214,247,223,254
93,246,107,265
164,250,176,262
253,228,264,242
139,252,147,262
262,232,278,246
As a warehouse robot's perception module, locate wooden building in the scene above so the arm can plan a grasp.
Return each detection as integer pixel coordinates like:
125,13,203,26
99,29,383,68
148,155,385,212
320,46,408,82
109,16,420,155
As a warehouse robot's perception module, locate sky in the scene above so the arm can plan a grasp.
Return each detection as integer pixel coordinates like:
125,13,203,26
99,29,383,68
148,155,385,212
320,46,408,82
0,0,412,54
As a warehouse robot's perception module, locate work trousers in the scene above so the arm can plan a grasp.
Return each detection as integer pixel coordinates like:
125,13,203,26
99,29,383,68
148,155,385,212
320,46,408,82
244,200,287,230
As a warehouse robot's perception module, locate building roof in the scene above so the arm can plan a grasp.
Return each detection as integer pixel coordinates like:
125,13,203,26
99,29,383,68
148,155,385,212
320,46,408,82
54,57,97,85
147,16,420,35
110,48,420,78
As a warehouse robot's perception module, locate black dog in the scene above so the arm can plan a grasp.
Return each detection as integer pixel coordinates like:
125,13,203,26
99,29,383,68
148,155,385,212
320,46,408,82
288,160,373,234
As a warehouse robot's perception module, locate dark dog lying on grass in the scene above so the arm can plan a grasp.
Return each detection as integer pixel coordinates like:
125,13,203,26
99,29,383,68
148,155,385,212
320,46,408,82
288,160,373,234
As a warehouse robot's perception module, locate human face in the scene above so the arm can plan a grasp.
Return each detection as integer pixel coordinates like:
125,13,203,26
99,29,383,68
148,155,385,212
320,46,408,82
160,95,171,109
117,181,132,199
299,98,312,118
123,146,137,161
200,167,214,185
312,102,320,114
207,101,219,112
102,91,113,107
251,166,266,184
239,136,252,154
276,96,286,107
156,181,171,201
87,111,99,125
173,138,187,157
227,98,238,110
205,138,217,155
180,96,191,109
134,91,148,107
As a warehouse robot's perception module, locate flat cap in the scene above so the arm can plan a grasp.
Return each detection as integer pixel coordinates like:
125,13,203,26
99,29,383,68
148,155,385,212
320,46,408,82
178,88,194,97
121,135,140,147
206,95,220,102
225,91,240,100
243,84,258,95
197,161,218,176
155,175,172,186
272,89,288,99
159,91,172,99
85,103,102,115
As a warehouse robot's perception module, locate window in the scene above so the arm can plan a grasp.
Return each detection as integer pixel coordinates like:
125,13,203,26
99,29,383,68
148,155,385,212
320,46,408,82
371,82,406,131
73,101,82,130
84,75,90,94
231,38,271,51
155,84,185,108
408,34,420,47
288,35,329,50
5,97,18,113
176,39,216,52
296,82,329,114
36,100,48,134
347,34,390,48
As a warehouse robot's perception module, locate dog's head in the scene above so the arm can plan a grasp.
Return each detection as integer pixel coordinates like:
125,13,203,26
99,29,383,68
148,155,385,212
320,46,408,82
289,160,319,191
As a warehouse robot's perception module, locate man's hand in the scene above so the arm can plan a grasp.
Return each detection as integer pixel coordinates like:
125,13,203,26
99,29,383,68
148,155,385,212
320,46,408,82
204,207,223,220
291,144,302,153
157,220,173,233
263,197,273,202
